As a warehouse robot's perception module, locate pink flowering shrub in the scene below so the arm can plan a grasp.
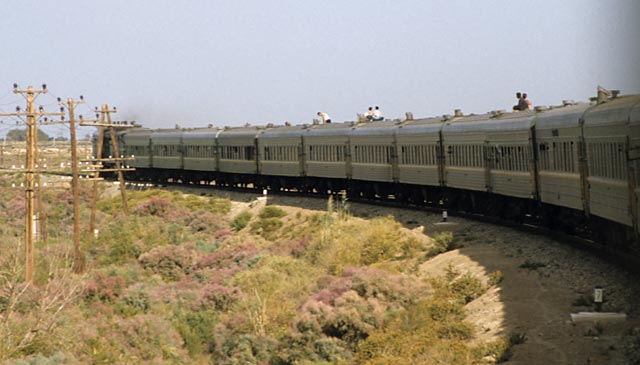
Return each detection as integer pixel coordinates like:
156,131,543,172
134,197,191,223
84,272,126,302
294,267,427,348
138,244,197,281
269,236,310,258
195,242,261,274
81,314,189,364
200,282,241,311
184,210,228,234
135,197,172,216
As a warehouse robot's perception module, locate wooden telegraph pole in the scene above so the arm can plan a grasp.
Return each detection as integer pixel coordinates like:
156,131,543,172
81,104,134,238
0,84,63,282
58,96,86,273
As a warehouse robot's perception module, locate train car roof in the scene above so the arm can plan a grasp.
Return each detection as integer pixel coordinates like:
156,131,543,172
258,124,310,138
216,125,264,139
302,121,355,137
181,127,221,140
150,129,184,139
121,127,153,136
397,116,446,134
442,111,536,133
348,119,402,136
534,102,591,129
583,94,640,127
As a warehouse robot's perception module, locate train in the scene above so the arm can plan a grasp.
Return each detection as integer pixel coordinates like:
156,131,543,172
96,88,640,253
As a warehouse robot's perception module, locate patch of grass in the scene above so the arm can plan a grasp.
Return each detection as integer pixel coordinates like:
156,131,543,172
173,308,218,356
258,206,286,219
251,217,284,240
509,331,528,345
425,232,458,259
231,210,252,231
448,274,486,304
98,189,230,215
487,270,504,286
478,331,525,363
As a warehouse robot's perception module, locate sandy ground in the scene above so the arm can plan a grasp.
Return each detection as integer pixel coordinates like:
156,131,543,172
159,186,640,364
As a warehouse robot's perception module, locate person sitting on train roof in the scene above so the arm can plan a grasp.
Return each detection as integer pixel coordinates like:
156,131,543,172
513,92,523,111
317,111,332,124
523,93,531,110
365,106,374,121
372,106,383,121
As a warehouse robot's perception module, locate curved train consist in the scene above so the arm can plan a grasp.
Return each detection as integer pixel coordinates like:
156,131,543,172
99,90,640,252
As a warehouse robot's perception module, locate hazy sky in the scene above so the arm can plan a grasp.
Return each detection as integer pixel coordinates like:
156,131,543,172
1,0,639,135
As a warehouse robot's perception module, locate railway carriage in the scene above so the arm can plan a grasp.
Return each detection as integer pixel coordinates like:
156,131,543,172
122,128,152,170
483,112,536,202
441,113,495,214
302,123,352,192
348,120,397,184
149,130,184,182
258,125,306,179
535,102,590,220
582,95,640,244
394,116,446,205
630,101,640,241
216,126,262,186
182,128,219,184
396,116,445,188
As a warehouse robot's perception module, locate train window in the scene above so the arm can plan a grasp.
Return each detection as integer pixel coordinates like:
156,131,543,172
245,146,254,160
587,141,626,180
539,140,577,173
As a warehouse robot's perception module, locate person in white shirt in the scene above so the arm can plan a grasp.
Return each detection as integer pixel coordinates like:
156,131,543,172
365,107,374,121
372,106,383,121
317,111,331,124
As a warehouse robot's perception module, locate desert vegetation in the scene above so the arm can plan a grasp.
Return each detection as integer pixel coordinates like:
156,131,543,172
0,174,528,364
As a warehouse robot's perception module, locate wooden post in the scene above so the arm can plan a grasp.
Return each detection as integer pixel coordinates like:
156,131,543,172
67,98,85,273
104,104,129,214
25,86,36,282
88,115,105,239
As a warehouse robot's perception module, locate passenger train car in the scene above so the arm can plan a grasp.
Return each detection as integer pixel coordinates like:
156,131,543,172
96,90,640,253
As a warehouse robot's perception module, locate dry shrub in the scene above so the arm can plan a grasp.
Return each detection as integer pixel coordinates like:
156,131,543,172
231,210,252,231
84,272,126,302
232,255,321,339
99,189,230,216
295,267,427,352
138,244,197,282
0,247,85,361
82,314,189,364
305,216,418,275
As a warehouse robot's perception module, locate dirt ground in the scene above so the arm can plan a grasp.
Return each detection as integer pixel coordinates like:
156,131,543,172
166,186,640,364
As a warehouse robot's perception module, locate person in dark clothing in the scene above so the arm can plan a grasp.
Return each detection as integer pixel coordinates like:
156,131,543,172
513,92,523,111
518,93,529,111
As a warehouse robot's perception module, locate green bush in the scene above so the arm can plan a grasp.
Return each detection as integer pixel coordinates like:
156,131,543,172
304,216,414,275
425,231,456,258
251,217,284,240
487,270,504,286
258,206,286,219
448,274,486,304
173,308,218,356
231,210,252,231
